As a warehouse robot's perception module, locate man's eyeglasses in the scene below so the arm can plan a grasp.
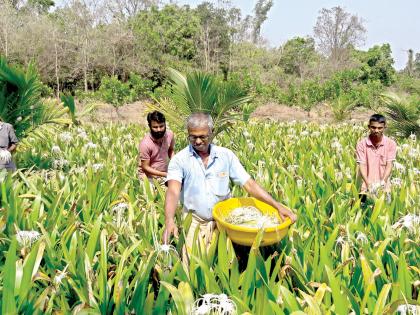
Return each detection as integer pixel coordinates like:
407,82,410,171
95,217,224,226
188,134,211,142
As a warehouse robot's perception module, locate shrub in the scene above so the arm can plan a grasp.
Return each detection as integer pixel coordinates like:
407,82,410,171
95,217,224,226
128,73,155,100
98,76,132,111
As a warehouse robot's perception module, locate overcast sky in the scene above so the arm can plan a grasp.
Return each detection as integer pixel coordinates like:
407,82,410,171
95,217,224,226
175,0,420,70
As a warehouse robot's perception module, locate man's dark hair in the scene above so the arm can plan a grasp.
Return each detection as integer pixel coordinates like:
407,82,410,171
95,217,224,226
147,111,165,126
369,114,386,125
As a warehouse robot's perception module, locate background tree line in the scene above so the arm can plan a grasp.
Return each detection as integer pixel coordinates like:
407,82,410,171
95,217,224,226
1,0,419,124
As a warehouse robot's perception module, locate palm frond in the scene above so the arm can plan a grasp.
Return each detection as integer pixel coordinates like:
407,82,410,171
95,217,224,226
381,93,420,138
153,68,253,136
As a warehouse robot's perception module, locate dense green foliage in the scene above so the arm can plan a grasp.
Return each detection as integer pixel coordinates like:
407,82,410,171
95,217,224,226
0,121,418,313
1,1,419,119
0,57,70,141
149,68,252,136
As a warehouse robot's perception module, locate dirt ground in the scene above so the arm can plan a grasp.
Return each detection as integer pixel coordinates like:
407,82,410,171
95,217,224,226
80,100,374,124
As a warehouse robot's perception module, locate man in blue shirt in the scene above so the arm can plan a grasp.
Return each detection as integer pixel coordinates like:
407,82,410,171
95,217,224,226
162,113,297,254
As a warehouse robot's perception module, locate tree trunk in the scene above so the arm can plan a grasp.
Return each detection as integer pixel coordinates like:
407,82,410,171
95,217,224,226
54,40,60,99
4,30,8,58
112,46,116,76
84,38,88,92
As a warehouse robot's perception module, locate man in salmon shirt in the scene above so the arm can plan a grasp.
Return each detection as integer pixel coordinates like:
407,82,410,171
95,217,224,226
355,114,397,202
138,111,175,185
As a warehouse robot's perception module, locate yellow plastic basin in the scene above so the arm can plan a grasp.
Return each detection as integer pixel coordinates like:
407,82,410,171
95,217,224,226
212,197,293,246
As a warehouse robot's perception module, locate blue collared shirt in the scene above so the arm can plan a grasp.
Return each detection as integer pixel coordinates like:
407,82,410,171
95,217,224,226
167,144,251,220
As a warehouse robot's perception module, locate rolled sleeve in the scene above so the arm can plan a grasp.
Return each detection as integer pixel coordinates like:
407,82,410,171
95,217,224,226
387,140,397,162
169,131,175,150
166,156,184,183
8,125,18,144
139,141,151,160
229,152,251,186
355,141,366,164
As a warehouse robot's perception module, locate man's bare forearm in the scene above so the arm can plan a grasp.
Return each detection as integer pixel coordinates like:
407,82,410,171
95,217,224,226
382,163,393,182
359,164,369,187
244,179,281,209
8,144,17,153
143,166,167,177
165,187,180,224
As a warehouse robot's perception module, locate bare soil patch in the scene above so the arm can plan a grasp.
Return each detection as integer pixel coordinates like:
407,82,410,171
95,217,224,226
78,100,149,125
79,100,374,124
252,102,374,123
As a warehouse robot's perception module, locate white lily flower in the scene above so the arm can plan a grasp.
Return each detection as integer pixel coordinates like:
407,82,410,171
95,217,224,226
16,116,22,122
52,159,69,169
396,304,418,315
192,293,237,315
408,148,418,158
331,140,343,152
287,164,298,173
391,177,402,187
102,136,110,144
409,133,416,142
392,214,420,235
270,140,276,148
345,168,352,180
355,232,368,245
155,244,179,270
335,235,346,247
394,162,406,172
59,132,72,143
112,202,128,213
53,265,69,287
16,230,41,247
51,145,61,154
78,131,88,139
92,163,103,172
301,130,309,136
84,142,97,149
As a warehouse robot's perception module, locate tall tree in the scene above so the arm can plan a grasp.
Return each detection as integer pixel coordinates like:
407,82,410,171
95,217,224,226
405,49,414,76
279,36,318,79
27,0,55,14
132,4,200,78
414,52,420,78
0,1,18,58
252,0,273,44
195,2,231,73
313,6,366,68
105,0,158,20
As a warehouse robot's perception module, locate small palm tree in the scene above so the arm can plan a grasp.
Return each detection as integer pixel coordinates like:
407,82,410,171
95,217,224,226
148,68,253,136
0,56,71,149
381,92,420,138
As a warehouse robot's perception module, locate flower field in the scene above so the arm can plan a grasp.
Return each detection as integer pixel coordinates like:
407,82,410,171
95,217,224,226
0,121,419,314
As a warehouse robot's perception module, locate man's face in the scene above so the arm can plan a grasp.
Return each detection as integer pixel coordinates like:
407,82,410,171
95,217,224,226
188,126,212,153
368,121,385,138
150,120,166,139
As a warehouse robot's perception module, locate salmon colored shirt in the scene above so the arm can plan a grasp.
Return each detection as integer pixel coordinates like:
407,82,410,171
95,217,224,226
138,130,175,179
355,135,397,192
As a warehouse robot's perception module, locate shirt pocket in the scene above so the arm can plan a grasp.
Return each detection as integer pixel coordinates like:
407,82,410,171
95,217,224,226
209,173,230,196
379,155,387,166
